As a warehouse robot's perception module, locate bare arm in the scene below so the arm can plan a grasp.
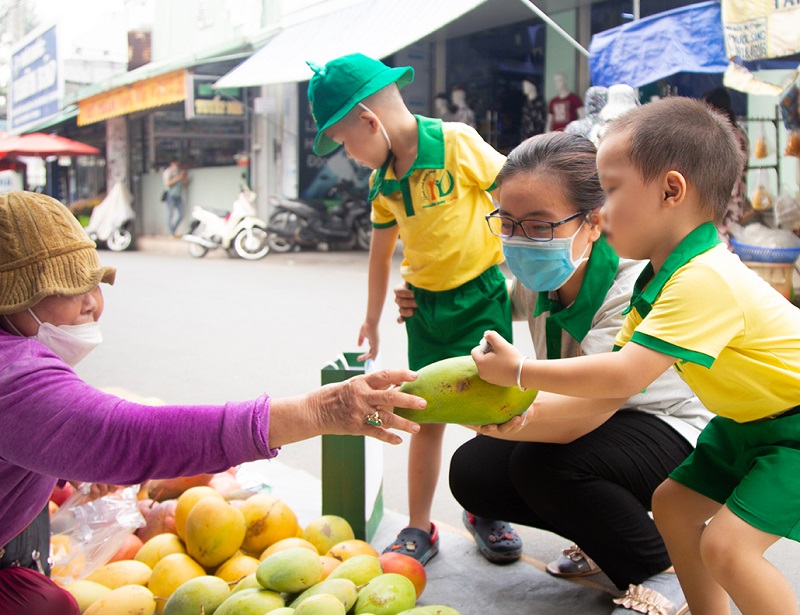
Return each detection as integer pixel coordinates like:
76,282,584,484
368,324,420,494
267,369,425,446
472,330,675,406
357,225,400,361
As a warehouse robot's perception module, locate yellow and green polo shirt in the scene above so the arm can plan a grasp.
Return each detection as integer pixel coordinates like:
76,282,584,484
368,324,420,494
614,222,800,422
369,115,506,291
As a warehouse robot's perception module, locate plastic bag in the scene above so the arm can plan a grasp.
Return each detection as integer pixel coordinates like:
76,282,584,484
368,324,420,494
751,169,774,211
775,191,800,232
786,130,800,158
49,485,145,586
754,123,768,159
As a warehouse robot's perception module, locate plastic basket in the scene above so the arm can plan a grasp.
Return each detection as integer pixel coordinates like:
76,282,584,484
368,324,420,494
730,239,800,264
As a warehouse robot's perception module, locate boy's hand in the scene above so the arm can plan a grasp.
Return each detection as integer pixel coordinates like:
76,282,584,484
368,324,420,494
470,330,523,388
393,283,417,323
472,406,529,436
357,321,380,362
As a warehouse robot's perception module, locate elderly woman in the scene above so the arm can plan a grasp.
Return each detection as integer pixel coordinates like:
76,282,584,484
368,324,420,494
0,191,426,614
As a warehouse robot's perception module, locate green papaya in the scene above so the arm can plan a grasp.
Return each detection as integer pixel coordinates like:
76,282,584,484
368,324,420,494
394,355,537,425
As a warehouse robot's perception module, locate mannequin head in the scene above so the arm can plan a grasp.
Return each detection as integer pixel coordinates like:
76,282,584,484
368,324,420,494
554,73,568,96
434,93,451,118
451,86,468,109
522,80,538,101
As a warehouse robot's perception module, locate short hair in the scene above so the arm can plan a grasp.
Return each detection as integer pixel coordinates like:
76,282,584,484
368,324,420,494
341,83,403,124
497,131,604,215
604,97,743,221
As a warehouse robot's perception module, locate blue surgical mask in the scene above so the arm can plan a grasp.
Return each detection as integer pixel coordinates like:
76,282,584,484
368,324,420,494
502,224,590,292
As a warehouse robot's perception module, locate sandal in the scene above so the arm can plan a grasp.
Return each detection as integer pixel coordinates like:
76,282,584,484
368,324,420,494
462,511,522,564
611,572,688,615
382,523,440,566
546,544,601,578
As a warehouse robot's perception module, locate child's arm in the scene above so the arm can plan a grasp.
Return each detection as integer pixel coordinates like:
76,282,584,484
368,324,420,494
357,225,400,362
472,330,675,407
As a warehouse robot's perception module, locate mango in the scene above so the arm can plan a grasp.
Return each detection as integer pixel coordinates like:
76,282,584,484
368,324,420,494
319,555,342,580
289,578,358,611
83,584,157,615
270,609,296,615
135,532,187,569
397,607,461,615
214,552,260,583
64,579,111,612
325,554,382,586
214,587,284,615
355,573,416,615
256,547,322,593
148,552,206,614
174,486,224,541
185,496,246,568
294,593,346,615
162,575,230,615
302,516,355,556
260,537,318,560
327,539,379,561
85,559,152,589
394,355,537,424
240,494,300,554
231,573,261,594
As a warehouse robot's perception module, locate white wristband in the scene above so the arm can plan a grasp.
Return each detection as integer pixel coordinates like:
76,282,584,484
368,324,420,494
516,356,528,392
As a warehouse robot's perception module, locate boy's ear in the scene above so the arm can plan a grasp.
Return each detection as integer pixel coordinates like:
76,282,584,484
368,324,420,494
662,171,686,209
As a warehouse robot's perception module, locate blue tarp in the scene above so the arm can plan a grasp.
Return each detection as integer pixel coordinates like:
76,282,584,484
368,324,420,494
589,1,729,88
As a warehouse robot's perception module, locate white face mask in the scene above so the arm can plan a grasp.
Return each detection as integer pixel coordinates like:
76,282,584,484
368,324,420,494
19,308,103,367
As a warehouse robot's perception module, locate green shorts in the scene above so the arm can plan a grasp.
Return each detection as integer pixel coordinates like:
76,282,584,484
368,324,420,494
405,265,513,370
669,406,800,541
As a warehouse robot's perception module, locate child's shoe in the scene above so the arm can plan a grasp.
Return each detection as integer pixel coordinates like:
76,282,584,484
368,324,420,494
611,571,688,615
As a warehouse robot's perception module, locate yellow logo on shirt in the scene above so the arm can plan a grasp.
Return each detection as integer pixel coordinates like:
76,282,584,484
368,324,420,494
420,170,455,207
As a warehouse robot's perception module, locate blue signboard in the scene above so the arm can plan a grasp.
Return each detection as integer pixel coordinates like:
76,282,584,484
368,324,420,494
10,25,61,133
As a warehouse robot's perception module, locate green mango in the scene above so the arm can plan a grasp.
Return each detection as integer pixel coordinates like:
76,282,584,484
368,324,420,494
214,588,284,615
394,356,537,425
294,593,346,615
163,575,230,615
397,607,460,615
289,578,357,611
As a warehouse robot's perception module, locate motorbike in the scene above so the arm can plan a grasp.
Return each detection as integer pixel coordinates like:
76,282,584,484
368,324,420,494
182,187,270,260
85,182,136,252
266,188,372,253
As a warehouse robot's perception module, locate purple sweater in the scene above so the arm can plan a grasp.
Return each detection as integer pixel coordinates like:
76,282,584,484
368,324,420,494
0,330,278,547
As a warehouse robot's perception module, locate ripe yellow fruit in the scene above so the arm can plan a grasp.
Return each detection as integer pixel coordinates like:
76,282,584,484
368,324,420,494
134,532,186,569
184,497,246,568
319,555,342,581
64,579,111,612
394,355,537,424
83,584,157,615
259,537,318,561
174,486,225,541
301,515,355,556
327,539,379,561
240,494,300,555
215,552,260,584
148,552,205,615
85,560,152,589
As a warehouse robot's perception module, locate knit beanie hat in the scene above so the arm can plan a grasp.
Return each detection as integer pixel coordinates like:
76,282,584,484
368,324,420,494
0,191,116,315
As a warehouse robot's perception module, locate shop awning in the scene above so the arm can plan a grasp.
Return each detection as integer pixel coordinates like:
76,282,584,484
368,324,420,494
589,1,729,88
214,0,489,88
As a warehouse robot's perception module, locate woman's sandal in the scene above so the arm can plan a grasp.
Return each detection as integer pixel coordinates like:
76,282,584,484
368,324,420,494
611,580,689,615
545,544,601,578
382,523,440,566
462,511,523,564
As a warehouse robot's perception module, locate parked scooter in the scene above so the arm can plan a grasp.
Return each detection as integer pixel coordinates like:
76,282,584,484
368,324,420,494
85,182,136,252
182,186,269,260
266,184,371,253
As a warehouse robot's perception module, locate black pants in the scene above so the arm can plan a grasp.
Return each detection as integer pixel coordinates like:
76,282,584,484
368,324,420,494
449,410,693,589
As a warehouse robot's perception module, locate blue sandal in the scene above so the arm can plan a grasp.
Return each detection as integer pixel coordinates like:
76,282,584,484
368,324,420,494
383,523,440,566
462,511,522,564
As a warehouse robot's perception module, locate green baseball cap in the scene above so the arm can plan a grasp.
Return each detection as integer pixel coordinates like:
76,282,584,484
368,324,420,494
307,53,414,156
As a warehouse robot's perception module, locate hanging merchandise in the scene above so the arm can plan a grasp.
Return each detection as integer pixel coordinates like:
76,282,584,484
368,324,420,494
753,123,768,159
751,169,774,210
785,130,800,158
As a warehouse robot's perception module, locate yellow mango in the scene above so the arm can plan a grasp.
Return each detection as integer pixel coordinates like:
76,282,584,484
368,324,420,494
148,552,206,615
83,584,157,615
174,486,224,541
214,552,260,583
394,355,537,424
184,496,246,568
134,532,186,569
84,560,152,589
240,494,300,554
64,579,111,612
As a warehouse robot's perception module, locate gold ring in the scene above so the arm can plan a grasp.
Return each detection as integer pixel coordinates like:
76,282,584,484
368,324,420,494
364,411,383,427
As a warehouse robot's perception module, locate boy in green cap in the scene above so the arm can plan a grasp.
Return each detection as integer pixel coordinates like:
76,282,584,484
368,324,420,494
307,53,515,565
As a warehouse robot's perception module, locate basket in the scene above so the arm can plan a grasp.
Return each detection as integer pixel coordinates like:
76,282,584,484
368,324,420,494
730,239,800,264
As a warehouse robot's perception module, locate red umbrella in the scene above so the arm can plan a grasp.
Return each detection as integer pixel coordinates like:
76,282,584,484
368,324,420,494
0,133,101,158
